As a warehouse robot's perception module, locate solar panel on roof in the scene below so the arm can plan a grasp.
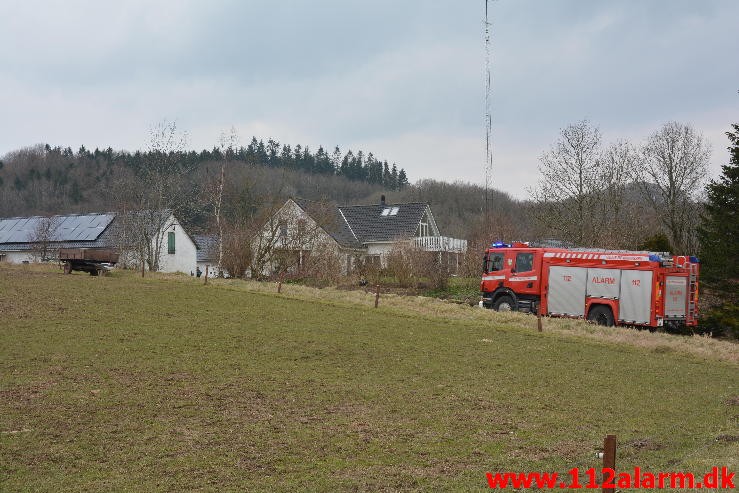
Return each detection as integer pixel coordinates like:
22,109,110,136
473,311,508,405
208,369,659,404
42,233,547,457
0,213,114,244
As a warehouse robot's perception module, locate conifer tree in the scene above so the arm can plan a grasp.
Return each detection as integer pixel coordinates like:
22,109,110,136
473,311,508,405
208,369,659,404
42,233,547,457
698,123,739,282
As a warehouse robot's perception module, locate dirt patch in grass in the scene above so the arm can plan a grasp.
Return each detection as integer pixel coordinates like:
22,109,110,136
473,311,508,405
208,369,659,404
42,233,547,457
627,437,665,451
0,381,55,405
511,440,586,461
715,434,738,443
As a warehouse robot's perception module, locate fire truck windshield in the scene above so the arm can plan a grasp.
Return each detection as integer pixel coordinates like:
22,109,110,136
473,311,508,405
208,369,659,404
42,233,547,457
484,253,504,273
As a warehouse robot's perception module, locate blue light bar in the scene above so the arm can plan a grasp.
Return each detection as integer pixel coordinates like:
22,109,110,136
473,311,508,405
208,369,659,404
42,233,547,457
689,256,700,263
491,241,511,248
648,254,662,262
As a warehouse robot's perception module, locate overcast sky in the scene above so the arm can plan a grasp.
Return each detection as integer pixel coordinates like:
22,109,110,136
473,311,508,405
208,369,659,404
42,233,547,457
1,0,737,198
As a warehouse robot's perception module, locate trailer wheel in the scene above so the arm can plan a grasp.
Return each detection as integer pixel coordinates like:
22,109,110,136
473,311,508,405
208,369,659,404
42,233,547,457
493,295,515,312
587,305,615,327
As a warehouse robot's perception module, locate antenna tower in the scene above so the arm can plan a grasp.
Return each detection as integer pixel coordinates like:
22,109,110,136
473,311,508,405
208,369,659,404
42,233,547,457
484,0,494,225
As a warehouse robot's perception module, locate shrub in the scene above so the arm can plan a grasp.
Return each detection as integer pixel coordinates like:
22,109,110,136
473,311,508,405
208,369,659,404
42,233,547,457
385,242,417,287
697,302,739,340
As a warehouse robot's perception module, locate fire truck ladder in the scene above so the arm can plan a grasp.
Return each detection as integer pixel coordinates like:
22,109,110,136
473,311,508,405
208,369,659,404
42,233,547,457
688,263,699,320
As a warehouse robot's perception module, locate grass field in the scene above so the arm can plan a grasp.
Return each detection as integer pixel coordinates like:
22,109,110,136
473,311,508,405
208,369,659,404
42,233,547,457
1,265,737,491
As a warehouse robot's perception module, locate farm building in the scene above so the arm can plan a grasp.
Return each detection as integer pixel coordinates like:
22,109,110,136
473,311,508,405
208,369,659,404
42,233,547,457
254,197,467,276
194,234,218,276
0,211,197,274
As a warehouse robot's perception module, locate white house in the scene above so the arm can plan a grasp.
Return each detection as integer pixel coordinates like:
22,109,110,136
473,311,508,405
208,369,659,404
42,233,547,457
0,211,198,274
256,197,467,276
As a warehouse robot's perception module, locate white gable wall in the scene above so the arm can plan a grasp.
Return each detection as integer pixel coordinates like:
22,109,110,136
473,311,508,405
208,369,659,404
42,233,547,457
254,199,346,277
156,214,197,274
1,251,35,264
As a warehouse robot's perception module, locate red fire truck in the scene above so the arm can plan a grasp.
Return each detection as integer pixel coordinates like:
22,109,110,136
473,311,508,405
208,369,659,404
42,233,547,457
480,242,699,330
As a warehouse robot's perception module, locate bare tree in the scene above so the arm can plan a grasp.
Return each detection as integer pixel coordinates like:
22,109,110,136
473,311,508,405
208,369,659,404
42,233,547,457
597,140,639,248
210,127,239,276
221,221,252,278
638,121,710,253
27,215,60,261
114,120,191,272
530,120,602,246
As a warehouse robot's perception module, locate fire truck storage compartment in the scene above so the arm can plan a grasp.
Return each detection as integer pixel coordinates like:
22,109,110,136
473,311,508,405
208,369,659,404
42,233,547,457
586,268,621,298
665,276,688,318
547,266,587,316
618,270,653,324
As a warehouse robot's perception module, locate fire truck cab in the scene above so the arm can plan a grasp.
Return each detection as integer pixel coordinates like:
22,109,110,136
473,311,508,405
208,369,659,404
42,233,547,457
480,242,699,330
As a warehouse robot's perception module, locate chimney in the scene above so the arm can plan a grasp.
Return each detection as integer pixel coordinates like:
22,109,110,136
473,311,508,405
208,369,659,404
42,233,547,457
380,194,386,206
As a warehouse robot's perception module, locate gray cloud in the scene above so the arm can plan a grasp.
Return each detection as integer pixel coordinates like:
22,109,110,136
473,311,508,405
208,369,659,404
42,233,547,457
1,0,737,198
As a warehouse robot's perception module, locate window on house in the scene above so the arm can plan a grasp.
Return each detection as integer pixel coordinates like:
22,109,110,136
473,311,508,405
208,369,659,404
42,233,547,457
418,221,429,237
389,207,399,216
167,231,176,254
297,219,306,237
381,208,391,216
279,221,288,237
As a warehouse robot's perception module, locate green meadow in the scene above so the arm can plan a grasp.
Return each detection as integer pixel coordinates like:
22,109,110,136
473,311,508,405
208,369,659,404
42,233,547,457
1,265,736,491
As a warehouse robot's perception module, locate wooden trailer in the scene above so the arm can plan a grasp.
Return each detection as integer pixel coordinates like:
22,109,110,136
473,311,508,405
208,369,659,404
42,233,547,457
58,248,119,276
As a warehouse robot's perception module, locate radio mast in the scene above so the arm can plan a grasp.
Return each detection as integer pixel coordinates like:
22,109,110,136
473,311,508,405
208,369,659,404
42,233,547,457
484,0,494,226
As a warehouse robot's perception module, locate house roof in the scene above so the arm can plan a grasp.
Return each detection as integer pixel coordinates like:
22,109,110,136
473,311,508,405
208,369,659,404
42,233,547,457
290,198,431,249
0,213,114,244
337,202,429,244
0,213,117,252
292,198,363,249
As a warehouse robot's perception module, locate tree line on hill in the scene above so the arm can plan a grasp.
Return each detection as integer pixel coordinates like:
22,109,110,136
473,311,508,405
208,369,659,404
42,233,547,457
0,136,407,202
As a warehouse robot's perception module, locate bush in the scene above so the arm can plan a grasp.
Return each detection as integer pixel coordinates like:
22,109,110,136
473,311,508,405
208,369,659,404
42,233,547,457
697,302,739,339
385,243,417,287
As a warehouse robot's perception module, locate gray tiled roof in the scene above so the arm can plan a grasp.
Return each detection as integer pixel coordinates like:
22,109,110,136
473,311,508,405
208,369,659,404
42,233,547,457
194,235,218,262
338,202,428,244
291,198,429,249
292,198,363,250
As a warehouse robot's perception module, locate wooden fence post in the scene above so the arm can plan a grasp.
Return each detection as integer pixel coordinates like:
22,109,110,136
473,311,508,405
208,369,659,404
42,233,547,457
204,265,209,285
374,284,380,308
141,260,145,278
602,434,616,493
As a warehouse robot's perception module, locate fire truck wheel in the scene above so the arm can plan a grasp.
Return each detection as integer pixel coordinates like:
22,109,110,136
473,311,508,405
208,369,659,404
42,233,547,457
493,295,516,312
587,305,615,327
